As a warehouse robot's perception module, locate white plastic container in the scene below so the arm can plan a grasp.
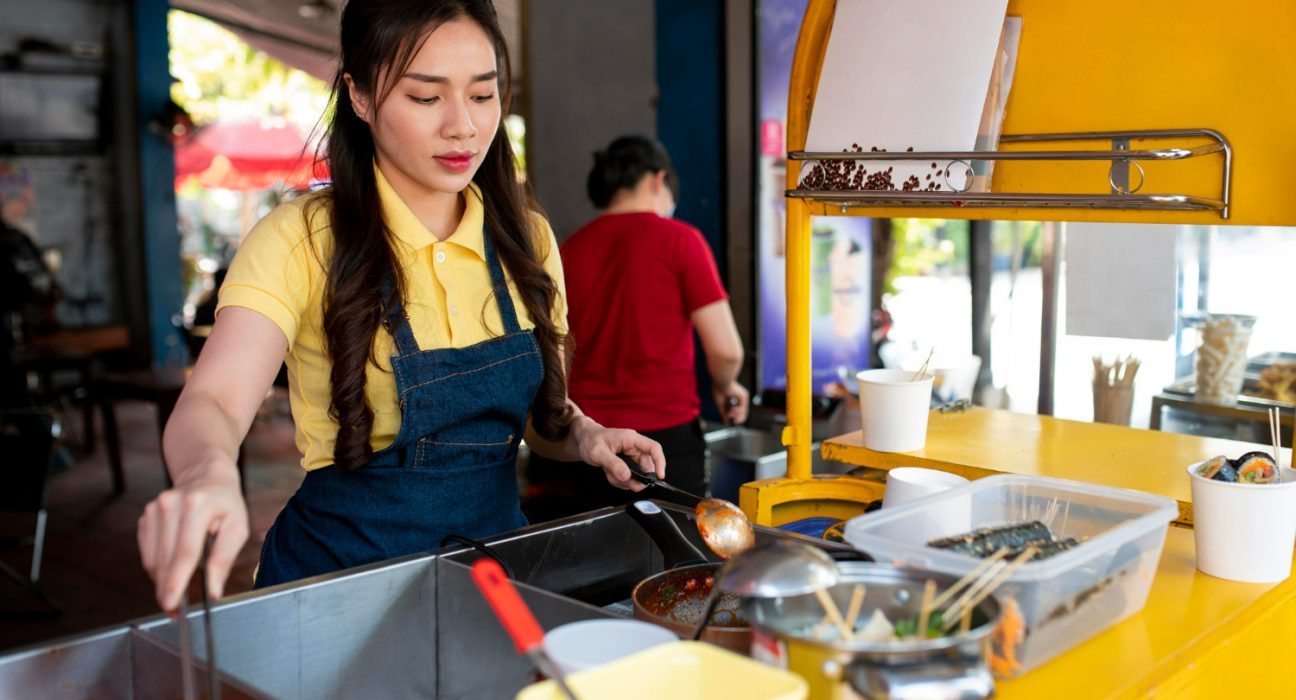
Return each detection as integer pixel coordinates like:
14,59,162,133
881,467,972,535
518,641,808,700
542,619,678,675
844,474,1176,675
881,467,970,509
856,369,934,452
1187,463,1296,583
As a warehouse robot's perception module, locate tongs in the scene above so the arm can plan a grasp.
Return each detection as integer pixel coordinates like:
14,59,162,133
177,533,221,700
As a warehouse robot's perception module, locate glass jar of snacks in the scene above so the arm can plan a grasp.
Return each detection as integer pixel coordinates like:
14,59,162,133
1193,314,1257,405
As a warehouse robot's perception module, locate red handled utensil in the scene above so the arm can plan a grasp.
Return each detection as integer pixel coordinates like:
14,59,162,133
471,559,580,700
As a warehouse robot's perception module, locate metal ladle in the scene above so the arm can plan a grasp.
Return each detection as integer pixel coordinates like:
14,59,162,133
627,465,756,560
690,541,841,641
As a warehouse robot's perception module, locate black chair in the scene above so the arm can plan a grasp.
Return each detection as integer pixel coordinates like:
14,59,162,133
0,408,60,618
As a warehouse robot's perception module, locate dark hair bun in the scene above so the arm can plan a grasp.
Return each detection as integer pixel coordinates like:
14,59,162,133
586,135,678,208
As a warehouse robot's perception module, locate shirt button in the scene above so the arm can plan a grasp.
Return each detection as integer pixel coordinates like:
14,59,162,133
435,251,446,263
450,305,458,316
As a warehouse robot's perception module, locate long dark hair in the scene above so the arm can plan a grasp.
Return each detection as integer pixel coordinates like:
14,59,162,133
586,135,679,208
311,0,572,470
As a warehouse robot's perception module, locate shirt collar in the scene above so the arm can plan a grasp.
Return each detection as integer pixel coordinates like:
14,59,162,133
374,164,486,260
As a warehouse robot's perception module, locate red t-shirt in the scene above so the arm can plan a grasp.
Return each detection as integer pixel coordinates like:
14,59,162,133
561,212,728,431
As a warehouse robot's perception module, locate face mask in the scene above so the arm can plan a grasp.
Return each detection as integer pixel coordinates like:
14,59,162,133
660,187,676,219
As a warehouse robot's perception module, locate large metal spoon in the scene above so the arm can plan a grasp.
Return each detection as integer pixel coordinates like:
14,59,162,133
626,465,756,559
689,541,841,641
712,540,841,598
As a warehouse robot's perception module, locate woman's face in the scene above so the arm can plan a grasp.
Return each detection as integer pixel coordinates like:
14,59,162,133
350,18,502,196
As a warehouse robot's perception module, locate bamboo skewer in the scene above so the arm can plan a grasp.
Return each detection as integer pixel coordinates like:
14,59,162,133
843,585,867,633
1271,407,1284,483
927,547,1011,612
814,588,853,640
916,580,936,639
941,560,1008,629
948,549,1034,623
943,547,1039,633
912,348,935,381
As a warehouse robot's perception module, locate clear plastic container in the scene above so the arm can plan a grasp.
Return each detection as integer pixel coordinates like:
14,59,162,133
843,475,1176,676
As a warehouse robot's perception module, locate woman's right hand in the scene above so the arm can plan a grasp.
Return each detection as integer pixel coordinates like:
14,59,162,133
137,465,249,612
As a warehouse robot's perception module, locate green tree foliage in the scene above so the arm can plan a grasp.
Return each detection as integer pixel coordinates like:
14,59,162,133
168,10,330,130
885,218,1042,297
886,219,966,295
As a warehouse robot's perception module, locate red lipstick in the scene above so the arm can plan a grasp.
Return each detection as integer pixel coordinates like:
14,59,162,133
435,151,474,173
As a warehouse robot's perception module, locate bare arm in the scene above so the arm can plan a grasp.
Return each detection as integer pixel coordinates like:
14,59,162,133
523,399,587,463
138,307,287,610
692,299,749,424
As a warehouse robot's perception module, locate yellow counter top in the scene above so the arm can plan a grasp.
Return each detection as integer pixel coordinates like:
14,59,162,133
997,527,1296,698
821,408,1273,525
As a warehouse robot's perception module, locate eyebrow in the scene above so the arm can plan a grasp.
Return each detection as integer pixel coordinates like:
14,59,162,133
401,70,498,84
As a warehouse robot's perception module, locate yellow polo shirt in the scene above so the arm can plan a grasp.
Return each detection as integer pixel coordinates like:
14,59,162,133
216,167,567,470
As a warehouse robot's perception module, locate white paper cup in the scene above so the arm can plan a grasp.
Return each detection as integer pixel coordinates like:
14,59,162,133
543,619,678,675
857,369,935,453
1187,463,1296,583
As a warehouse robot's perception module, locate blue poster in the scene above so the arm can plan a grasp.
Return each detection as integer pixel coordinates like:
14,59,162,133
757,0,874,393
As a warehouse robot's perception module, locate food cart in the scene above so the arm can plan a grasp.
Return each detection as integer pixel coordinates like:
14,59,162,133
739,0,1296,696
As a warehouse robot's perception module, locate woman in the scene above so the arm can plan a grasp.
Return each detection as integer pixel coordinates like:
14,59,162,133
530,136,748,514
137,0,664,611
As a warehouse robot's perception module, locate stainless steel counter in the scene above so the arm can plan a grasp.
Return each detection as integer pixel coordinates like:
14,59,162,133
0,502,841,699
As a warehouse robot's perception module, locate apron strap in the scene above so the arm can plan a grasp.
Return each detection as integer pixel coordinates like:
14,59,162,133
482,227,524,335
381,279,421,357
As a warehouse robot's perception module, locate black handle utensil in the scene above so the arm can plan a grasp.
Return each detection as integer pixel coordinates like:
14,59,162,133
625,501,708,570
622,455,705,502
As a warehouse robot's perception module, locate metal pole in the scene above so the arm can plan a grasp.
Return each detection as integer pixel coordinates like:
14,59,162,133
969,220,994,399
785,197,813,479
1038,221,1061,416
30,509,47,582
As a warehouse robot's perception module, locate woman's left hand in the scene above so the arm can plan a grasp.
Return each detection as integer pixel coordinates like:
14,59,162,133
572,416,666,490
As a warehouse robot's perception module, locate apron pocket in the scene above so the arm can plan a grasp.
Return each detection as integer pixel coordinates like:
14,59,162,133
414,432,516,471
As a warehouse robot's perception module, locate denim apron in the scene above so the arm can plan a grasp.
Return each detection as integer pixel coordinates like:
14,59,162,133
254,230,540,588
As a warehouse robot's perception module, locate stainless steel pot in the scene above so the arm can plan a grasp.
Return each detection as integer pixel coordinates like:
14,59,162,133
746,562,1000,700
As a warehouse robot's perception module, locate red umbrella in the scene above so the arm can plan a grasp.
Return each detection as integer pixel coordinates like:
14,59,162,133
174,117,327,190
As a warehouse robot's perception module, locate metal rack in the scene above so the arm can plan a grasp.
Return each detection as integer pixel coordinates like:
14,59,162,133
787,128,1232,218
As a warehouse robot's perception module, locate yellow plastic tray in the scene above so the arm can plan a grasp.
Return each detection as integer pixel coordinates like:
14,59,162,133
516,640,808,700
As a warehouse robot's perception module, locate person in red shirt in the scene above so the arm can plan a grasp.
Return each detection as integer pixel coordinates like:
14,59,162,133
527,135,749,517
